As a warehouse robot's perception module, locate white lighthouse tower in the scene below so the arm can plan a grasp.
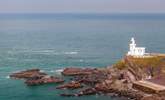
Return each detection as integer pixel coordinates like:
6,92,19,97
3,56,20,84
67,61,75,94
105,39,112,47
127,37,146,57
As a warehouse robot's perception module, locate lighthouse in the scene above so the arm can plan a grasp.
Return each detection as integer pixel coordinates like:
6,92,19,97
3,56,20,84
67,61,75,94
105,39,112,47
127,37,146,57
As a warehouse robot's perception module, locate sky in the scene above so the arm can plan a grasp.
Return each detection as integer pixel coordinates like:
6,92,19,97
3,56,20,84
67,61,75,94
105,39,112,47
0,0,164,13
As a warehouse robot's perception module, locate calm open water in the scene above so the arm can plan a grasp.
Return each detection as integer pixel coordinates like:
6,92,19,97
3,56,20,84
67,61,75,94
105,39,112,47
0,13,165,100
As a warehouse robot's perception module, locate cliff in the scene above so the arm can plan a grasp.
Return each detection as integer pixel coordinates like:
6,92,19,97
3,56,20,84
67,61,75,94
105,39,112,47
113,55,165,80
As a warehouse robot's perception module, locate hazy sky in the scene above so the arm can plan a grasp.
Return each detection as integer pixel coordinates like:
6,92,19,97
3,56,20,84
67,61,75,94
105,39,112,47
0,0,164,13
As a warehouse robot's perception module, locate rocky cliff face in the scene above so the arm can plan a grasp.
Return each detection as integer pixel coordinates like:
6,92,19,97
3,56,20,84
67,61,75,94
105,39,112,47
113,55,165,80
94,55,165,100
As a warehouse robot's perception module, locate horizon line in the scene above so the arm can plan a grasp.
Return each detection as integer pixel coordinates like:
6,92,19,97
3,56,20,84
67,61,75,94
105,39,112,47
0,12,165,14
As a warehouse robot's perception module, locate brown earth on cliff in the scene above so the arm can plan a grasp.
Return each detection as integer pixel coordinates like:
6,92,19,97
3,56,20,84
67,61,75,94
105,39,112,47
113,55,165,80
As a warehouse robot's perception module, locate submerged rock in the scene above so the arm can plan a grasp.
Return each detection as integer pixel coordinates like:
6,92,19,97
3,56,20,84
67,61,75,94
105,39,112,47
60,94,75,97
77,88,97,96
60,88,97,97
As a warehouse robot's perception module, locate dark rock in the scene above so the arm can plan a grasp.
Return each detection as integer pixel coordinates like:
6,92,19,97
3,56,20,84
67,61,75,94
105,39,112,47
25,76,64,86
141,94,165,100
60,88,97,97
77,88,97,96
73,69,108,86
56,81,82,89
9,69,47,79
60,94,74,97
62,68,95,76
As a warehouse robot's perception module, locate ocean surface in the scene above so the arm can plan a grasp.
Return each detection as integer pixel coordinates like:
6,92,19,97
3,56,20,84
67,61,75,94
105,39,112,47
0,13,165,100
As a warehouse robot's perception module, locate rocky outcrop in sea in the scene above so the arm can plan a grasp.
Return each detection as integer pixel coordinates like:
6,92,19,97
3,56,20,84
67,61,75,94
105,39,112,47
10,55,165,100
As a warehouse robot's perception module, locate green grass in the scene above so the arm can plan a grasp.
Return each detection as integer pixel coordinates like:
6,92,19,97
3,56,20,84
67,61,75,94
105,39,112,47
113,60,126,70
114,56,165,71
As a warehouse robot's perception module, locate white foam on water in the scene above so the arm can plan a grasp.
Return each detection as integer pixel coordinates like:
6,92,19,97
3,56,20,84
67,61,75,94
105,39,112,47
55,69,63,73
28,49,56,53
30,50,57,55
79,59,84,62
12,70,23,73
64,51,78,55
50,70,55,73
8,49,79,56
6,76,10,79
40,70,45,72
9,49,59,55
51,69,64,75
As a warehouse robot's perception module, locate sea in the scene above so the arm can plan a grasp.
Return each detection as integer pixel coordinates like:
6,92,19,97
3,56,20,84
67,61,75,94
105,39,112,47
0,13,165,100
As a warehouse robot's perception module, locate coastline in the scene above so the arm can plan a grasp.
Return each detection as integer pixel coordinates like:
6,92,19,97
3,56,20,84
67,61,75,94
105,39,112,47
9,54,165,100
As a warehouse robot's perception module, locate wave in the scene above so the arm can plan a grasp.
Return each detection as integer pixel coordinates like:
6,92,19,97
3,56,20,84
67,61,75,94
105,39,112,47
7,49,79,56
55,69,64,73
7,49,56,55
6,76,10,79
12,70,23,73
40,70,45,72
64,51,78,55
79,59,84,62
50,69,64,74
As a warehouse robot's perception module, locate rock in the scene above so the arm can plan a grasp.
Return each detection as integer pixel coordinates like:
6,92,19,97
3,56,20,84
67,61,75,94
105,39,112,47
62,68,95,76
60,88,97,97
95,82,144,100
10,59,165,100
95,79,145,100
141,94,165,100
77,88,97,96
60,94,74,97
117,90,144,100
9,69,47,79
95,82,114,93
25,76,64,86
10,69,64,86
56,81,82,89
73,69,108,86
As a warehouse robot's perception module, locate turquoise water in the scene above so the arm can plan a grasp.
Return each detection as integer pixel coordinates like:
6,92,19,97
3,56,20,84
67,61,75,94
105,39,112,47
1,13,165,100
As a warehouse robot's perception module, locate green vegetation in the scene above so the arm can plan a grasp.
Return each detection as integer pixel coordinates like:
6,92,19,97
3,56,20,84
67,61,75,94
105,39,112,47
132,56,163,68
113,60,126,70
115,56,165,68
114,55,165,77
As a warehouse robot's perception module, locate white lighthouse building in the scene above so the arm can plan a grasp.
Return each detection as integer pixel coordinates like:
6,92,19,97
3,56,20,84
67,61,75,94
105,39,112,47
127,37,146,57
